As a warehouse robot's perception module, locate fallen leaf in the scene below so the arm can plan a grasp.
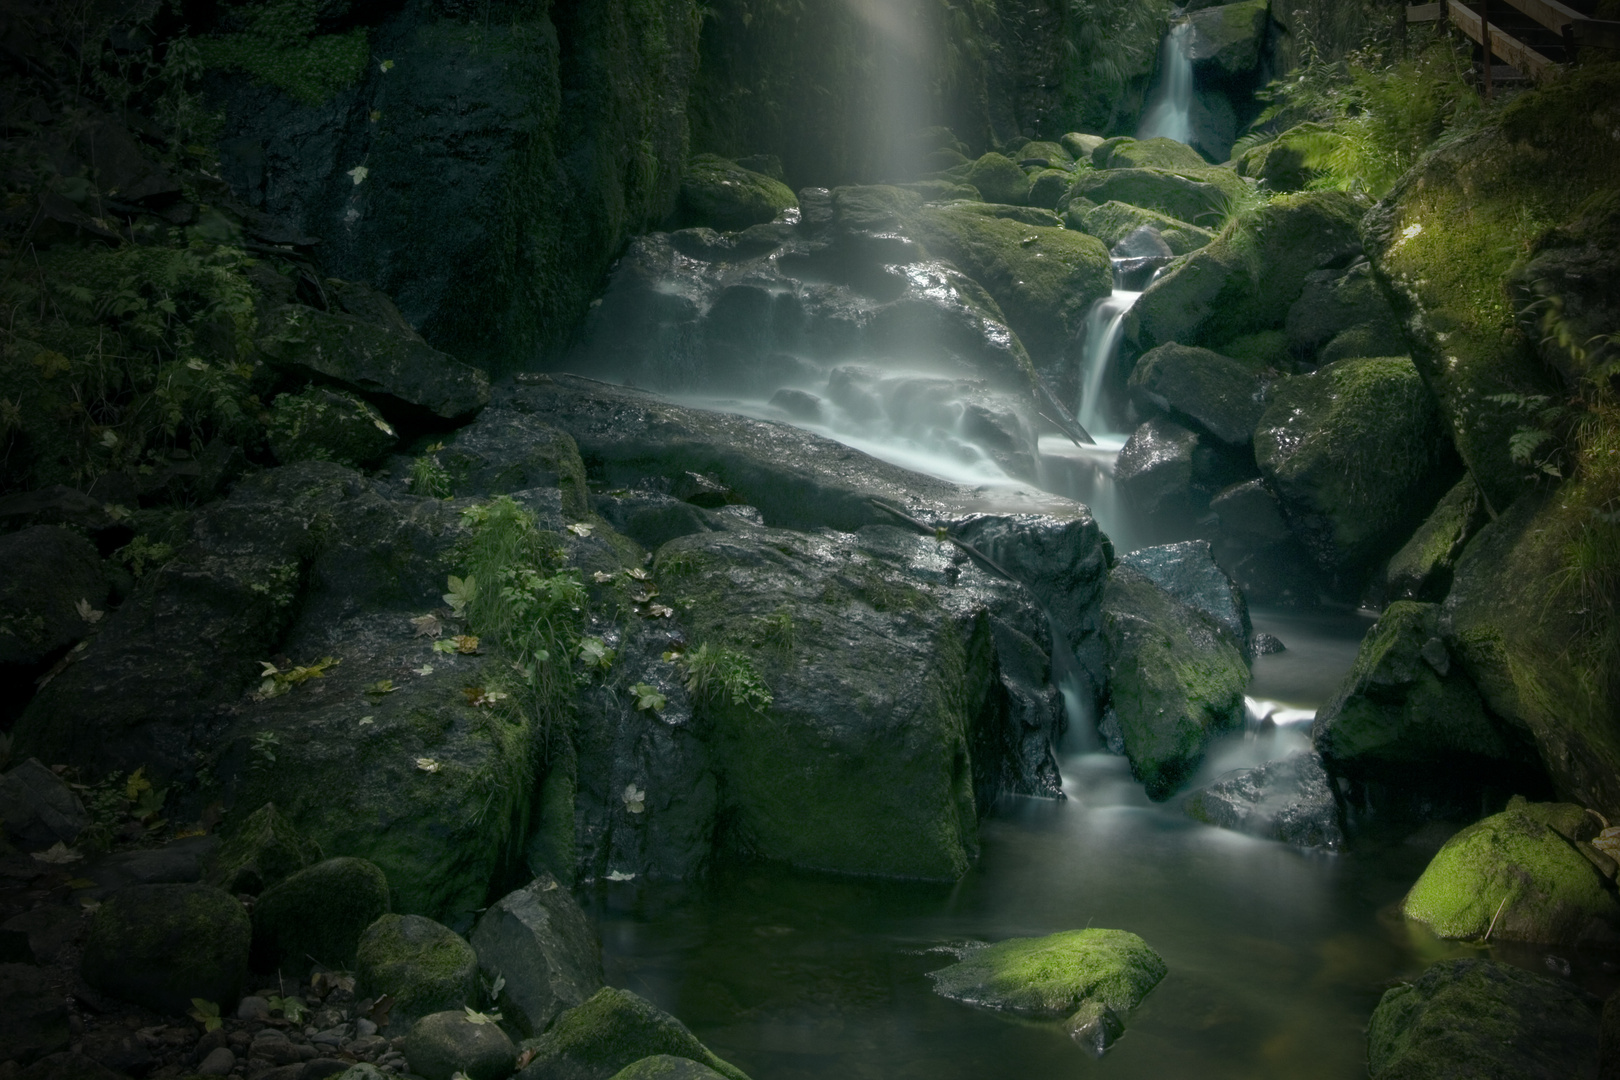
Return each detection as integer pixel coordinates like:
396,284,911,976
347,165,368,185
646,604,674,618
379,59,394,72
413,664,434,676
411,614,442,638
622,783,646,814
32,841,82,864
591,571,614,583
566,522,593,537
75,598,104,624
453,635,480,654
605,870,636,882
415,757,442,774
365,679,397,697
359,716,375,726
625,567,650,581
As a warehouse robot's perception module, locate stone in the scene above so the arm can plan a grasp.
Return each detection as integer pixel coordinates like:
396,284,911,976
1025,169,1073,211
1254,357,1454,577
402,1011,516,1080
1512,187,1620,392
0,526,106,669
266,388,398,467
1131,191,1363,353
608,1057,728,1080
1068,201,1215,256
1185,0,1269,80
1402,801,1620,945
1284,259,1406,363
1061,133,1106,160
0,759,89,851
1367,958,1599,1080
252,857,390,973
1100,566,1249,800
964,153,1030,205
1126,343,1267,446
1183,751,1344,849
1118,541,1250,655
1097,137,1208,172
516,987,749,1080
672,155,797,232
0,906,81,965
80,883,250,1015
75,835,217,899
469,875,604,1037
1383,475,1490,602
1233,123,1330,193
197,1049,236,1076
355,915,478,1033
1063,167,1242,229
207,802,323,896
1114,417,1199,517
0,963,70,1065
16,1053,125,1080
237,996,272,1021
928,929,1165,1052
1210,480,1291,544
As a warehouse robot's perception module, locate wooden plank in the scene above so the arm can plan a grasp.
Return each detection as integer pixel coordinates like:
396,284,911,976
1497,0,1585,34
1448,3,1554,79
1571,17,1620,49
1408,3,1443,21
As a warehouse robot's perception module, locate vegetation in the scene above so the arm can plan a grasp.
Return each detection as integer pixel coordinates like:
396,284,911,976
192,0,370,105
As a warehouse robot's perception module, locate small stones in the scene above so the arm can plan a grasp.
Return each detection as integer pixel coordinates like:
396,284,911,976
198,1047,236,1076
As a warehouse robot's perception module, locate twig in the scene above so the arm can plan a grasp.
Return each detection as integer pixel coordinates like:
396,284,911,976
866,497,1017,582
1483,893,1510,942
1586,807,1610,831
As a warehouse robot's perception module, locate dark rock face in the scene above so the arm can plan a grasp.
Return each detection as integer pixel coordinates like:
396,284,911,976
470,875,604,1038
1126,343,1267,446
253,857,390,972
1184,751,1344,849
1118,541,1250,657
0,963,71,1065
1114,417,1199,516
1284,260,1407,365
81,883,251,1016
1367,959,1599,1080
0,758,89,851
0,525,106,668
1383,475,1490,603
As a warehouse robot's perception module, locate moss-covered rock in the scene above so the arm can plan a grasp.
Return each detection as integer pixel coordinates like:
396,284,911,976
1284,260,1407,363
356,915,478,1032
1017,140,1073,166
81,883,250,1015
402,1010,516,1080
1131,190,1364,352
1126,343,1266,446
266,387,398,467
206,802,323,895
1185,0,1269,78
1402,801,1620,944
1098,137,1208,172
470,876,603,1037
0,526,105,670
965,153,1030,205
516,987,750,1080
1062,132,1106,161
1063,165,1247,228
909,205,1111,364
672,155,797,231
1362,66,1620,512
1067,201,1215,255
1233,123,1330,192
1025,168,1073,210
609,1057,728,1080
1383,475,1490,602
1254,357,1454,576
252,857,390,972
928,929,1165,1051
1368,958,1599,1080
1101,566,1249,800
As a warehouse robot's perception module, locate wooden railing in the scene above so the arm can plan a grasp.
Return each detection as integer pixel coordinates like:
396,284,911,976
1408,0,1620,84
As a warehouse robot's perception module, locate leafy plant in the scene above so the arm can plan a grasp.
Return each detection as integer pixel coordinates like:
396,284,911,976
577,636,615,674
267,995,307,1023
444,575,477,617
754,607,795,651
250,730,282,771
113,536,178,578
256,656,340,699
1487,393,1571,480
630,683,667,712
410,452,453,498
189,998,222,1032
669,643,772,713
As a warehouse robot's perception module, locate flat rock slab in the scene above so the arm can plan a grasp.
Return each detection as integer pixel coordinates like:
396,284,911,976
1183,750,1344,849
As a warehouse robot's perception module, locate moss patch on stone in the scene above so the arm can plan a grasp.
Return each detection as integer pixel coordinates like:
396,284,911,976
1069,201,1215,255
356,915,478,1030
518,987,749,1080
195,0,368,105
81,883,251,1016
252,856,390,971
673,154,797,231
207,802,323,896
965,153,1030,205
928,928,1166,1019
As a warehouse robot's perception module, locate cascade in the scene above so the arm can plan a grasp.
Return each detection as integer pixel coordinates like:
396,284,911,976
1137,20,1195,144
1075,282,1143,443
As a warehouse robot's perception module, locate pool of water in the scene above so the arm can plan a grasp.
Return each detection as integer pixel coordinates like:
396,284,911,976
585,609,1470,1080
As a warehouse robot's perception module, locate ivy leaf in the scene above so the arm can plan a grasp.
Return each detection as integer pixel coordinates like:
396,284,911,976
462,1006,502,1025
347,165,369,186
415,757,442,774
32,841,82,865
444,576,477,616
188,998,222,1032
414,664,434,676
432,638,459,655
591,571,614,583
622,783,646,814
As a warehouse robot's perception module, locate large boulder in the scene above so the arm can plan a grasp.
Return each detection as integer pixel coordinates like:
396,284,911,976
1096,137,1208,172
1368,958,1599,1080
964,153,1030,205
1117,541,1250,655
516,987,750,1080
469,876,603,1037
1383,475,1490,603
1233,123,1329,193
265,387,398,467
1067,201,1215,256
0,758,89,852
1284,259,1407,365
252,857,390,972
671,155,796,231
609,1058,729,1080
1113,417,1199,517
1185,0,1269,81
81,883,251,1015
1254,357,1454,577
1063,167,1241,228
356,915,478,1033
1126,343,1267,446
1402,800,1620,945
1184,751,1344,849
1130,191,1364,353
0,525,105,669
0,964,71,1065
403,1010,517,1080
1100,566,1249,800
1512,187,1620,392
927,929,1166,1052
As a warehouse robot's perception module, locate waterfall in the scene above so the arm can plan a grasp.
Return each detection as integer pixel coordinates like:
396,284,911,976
1138,21,1194,144
1075,283,1143,441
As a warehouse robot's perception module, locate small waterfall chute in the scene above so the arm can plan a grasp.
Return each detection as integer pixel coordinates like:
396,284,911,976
1138,21,1195,145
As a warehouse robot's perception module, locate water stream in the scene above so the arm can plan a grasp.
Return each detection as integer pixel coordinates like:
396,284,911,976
1138,20,1196,145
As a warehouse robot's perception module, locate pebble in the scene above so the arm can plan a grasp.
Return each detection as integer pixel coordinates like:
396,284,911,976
355,1019,378,1038
198,1048,236,1076
238,996,273,1022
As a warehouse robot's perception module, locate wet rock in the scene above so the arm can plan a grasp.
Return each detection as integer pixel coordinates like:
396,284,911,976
1063,167,1239,228
1184,751,1343,849
928,929,1165,1053
77,1028,154,1076
1067,201,1215,256
515,987,750,1080
767,388,824,423
197,1048,236,1076
356,915,478,1034
1254,357,1454,577
1131,191,1363,353
80,883,250,1015
1025,169,1073,211
1210,480,1291,544
1284,260,1406,364
608,1057,728,1080
1126,343,1267,446
1114,417,1199,516
15,1053,125,1080
470,875,603,1037
0,526,106,669
1101,566,1249,800
0,963,70,1065
1118,541,1250,655
0,759,89,851
1252,633,1285,655
206,802,323,895
1383,475,1490,602
1,906,82,964
1367,958,1599,1079
1402,800,1620,945
76,834,217,899
252,858,390,973
1096,137,1208,172
671,155,796,232
266,388,398,467
432,408,590,520
964,153,1030,205
402,1011,515,1080
1185,0,1269,80
1062,132,1106,161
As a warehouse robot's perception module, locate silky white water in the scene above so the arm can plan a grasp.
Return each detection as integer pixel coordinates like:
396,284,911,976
1138,20,1196,144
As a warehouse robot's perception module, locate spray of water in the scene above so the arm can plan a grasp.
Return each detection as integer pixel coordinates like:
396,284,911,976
1076,288,1143,440
1137,21,1195,144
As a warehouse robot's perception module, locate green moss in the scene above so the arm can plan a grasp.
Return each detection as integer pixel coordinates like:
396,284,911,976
610,1056,729,1080
965,153,1031,205
1101,137,1207,171
1217,329,1292,369
673,154,797,230
522,987,750,1080
1402,804,1620,944
1063,165,1248,228
355,914,478,1026
207,802,323,895
1025,169,1073,210
1384,475,1485,600
195,0,368,104
928,928,1166,1019
82,883,252,1015
251,856,390,971
267,387,397,467
1069,200,1215,255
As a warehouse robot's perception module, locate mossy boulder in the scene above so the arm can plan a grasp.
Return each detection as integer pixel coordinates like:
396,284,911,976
206,802,323,895
1402,800,1620,944
609,1057,728,1080
1061,132,1106,161
81,883,250,1015
1067,201,1215,255
516,987,750,1080
1062,164,1247,228
909,205,1112,363
1284,260,1407,364
1368,958,1599,1080
402,1010,516,1080
673,155,797,231
1362,66,1620,512
0,526,105,670
1185,0,1269,79
1127,343,1267,446
964,152,1030,205
928,929,1165,1051
266,387,398,467
1312,602,1524,789
1131,190,1364,352
1233,123,1330,192
1025,168,1073,210
1383,475,1490,602
1097,137,1208,172
470,876,603,1037
1016,140,1072,166
356,915,478,1033
1101,566,1249,800
1254,357,1454,577
252,857,390,972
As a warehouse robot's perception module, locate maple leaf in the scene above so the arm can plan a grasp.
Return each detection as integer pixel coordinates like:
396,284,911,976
411,613,442,638
32,841,82,865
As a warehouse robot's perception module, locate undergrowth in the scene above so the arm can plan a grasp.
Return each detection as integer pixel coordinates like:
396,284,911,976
665,642,773,714
193,0,370,105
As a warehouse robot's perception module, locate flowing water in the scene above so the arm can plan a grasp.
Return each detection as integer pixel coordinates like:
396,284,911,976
1137,21,1196,145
